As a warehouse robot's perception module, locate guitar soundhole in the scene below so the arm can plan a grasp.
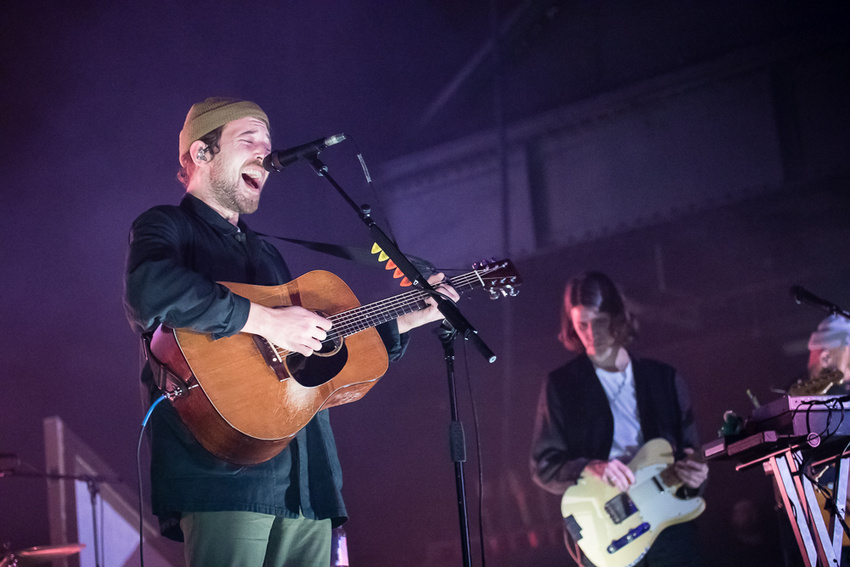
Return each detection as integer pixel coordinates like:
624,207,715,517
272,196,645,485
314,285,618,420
287,344,348,388
252,330,347,388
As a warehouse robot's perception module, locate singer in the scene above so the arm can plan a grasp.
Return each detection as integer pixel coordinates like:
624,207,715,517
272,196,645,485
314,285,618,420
123,97,458,566
529,271,709,567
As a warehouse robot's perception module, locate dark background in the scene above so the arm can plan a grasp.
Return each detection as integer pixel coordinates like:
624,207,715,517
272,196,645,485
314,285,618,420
2,1,849,565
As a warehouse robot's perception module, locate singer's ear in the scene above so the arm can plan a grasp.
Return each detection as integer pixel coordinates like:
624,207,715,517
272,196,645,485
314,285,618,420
189,140,210,166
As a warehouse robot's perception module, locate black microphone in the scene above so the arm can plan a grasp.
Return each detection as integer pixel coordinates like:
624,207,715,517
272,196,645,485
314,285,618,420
263,133,346,172
791,285,843,315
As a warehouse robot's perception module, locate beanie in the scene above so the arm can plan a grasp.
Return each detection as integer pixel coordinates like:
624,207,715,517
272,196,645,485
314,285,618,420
178,97,269,162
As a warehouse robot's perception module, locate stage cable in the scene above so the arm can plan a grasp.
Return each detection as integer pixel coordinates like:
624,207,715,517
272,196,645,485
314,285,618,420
136,393,168,567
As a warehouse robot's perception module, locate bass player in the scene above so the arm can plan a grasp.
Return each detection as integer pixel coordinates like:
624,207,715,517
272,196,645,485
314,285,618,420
529,271,708,566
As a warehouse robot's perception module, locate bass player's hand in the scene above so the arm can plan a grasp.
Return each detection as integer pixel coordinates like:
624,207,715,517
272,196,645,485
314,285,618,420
673,448,708,489
585,458,635,492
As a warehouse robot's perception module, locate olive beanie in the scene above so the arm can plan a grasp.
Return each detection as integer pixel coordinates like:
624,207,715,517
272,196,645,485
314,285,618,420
178,97,269,162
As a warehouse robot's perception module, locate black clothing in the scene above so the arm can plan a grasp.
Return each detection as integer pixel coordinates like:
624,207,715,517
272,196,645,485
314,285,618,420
124,194,407,540
530,353,704,566
530,354,700,495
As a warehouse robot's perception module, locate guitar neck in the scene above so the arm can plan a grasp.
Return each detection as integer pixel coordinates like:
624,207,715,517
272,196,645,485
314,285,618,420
327,270,486,338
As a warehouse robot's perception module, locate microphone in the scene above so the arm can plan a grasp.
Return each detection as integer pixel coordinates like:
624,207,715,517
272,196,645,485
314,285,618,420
791,285,848,316
263,133,346,172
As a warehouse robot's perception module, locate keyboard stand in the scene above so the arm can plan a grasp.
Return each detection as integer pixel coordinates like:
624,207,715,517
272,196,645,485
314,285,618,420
735,437,849,567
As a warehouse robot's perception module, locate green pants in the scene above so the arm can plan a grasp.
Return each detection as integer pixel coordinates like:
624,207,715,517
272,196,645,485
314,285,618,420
180,511,332,567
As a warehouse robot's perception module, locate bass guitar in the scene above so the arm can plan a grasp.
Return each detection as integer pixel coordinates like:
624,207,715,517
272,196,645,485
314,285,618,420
560,438,705,567
149,259,520,465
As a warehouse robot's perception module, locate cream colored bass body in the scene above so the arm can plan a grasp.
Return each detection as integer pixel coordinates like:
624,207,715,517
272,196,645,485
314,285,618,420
560,439,705,567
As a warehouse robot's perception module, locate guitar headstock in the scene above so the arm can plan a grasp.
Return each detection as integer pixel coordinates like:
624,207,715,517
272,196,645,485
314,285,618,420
471,258,522,299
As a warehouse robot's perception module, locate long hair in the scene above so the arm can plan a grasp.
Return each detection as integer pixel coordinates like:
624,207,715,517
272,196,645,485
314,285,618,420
176,126,224,188
558,271,638,352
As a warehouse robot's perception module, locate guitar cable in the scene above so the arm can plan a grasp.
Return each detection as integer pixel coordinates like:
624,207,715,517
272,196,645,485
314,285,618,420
136,393,168,567
460,338,488,567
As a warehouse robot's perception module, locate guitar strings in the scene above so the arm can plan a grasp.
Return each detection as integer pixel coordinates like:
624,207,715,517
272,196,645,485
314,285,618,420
269,270,492,358
326,273,476,339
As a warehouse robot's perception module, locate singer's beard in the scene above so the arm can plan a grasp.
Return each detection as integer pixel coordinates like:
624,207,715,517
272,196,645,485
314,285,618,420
208,158,261,215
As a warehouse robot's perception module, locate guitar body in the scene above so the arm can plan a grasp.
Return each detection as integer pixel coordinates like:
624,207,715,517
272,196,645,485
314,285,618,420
560,439,705,567
150,271,389,465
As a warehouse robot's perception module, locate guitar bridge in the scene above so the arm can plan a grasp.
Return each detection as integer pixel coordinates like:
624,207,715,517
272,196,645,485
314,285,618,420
252,335,291,382
251,331,348,387
605,492,638,524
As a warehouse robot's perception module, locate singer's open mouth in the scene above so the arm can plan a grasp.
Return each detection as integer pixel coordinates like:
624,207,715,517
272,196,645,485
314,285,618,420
242,172,261,190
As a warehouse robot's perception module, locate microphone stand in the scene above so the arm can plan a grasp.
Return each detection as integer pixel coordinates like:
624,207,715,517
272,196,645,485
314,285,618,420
303,154,497,364
437,322,473,567
1,468,119,567
300,155,496,566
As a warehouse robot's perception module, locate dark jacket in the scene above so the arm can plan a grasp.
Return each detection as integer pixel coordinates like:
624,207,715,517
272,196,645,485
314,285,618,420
124,194,407,540
530,353,700,496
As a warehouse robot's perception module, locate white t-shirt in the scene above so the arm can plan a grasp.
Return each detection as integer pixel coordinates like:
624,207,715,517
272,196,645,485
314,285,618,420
595,361,643,462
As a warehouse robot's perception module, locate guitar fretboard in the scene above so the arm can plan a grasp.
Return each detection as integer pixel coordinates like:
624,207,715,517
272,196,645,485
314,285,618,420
326,270,488,340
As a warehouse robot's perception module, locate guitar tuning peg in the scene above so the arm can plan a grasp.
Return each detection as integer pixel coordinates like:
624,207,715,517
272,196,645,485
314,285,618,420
508,287,520,297
488,289,500,300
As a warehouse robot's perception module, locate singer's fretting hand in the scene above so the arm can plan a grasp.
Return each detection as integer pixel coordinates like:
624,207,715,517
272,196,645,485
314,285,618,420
396,273,460,334
242,304,332,357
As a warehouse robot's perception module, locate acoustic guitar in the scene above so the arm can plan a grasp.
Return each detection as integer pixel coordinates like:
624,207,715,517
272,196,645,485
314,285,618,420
560,438,705,567
149,260,520,465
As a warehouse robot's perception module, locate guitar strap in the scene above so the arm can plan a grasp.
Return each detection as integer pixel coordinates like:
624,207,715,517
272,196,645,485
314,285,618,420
254,232,437,275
